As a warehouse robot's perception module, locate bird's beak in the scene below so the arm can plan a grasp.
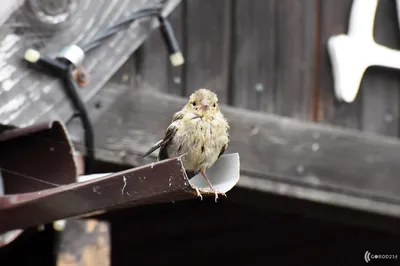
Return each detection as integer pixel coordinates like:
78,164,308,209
200,99,210,110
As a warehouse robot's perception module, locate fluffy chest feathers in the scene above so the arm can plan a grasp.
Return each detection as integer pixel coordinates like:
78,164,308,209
167,113,229,171
141,88,230,201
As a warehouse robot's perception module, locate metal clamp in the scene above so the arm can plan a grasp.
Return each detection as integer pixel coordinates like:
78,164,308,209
57,44,85,67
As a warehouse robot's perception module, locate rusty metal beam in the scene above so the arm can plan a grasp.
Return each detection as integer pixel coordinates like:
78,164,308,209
0,120,78,194
0,120,240,236
0,155,237,234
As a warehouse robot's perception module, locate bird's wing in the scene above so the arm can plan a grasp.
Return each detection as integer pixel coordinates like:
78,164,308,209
158,122,179,160
141,139,164,159
218,143,227,159
218,130,229,159
141,111,183,160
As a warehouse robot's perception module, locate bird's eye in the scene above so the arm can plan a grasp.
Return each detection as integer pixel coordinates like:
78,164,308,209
192,101,196,106
213,103,216,108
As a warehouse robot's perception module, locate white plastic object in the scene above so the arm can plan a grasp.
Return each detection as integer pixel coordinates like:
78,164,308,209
327,0,400,103
24,48,41,63
170,52,185,67
189,153,240,193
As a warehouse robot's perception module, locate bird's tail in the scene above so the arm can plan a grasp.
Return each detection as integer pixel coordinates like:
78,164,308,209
141,140,163,159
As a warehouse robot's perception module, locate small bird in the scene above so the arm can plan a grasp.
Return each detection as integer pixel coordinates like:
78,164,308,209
142,88,230,201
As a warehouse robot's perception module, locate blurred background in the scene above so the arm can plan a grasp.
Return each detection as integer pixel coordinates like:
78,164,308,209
121,0,400,136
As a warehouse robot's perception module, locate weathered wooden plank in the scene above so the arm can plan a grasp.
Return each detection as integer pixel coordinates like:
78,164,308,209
360,0,400,137
273,0,316,120
108,57,136,87
66,83,131,144
184,0,231,104
318,0,363,129
70,85,400,218
122,1,185,95
232,0,276,112
0,0,181,127
232,0,316,118
136,21,169,93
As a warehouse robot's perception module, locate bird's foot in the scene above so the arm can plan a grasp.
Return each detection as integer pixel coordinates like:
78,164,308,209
213,191,227,202
213,190,219,202
199,169,225,202
194,186,203,201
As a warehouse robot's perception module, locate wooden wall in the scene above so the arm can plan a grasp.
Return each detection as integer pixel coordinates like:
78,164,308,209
111,0,400,138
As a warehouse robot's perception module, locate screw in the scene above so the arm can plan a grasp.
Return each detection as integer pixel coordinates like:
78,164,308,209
72,66,88,87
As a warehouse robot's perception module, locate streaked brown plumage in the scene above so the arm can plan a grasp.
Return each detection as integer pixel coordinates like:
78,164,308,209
142,88,230,201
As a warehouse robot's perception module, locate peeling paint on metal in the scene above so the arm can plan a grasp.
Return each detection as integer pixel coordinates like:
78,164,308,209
121,176,127,195
168,176,173,187
93,186,101,195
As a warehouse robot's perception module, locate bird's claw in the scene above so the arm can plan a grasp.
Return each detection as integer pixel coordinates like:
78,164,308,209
194,187,203,201
214,191,227,202
214,191,219,202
